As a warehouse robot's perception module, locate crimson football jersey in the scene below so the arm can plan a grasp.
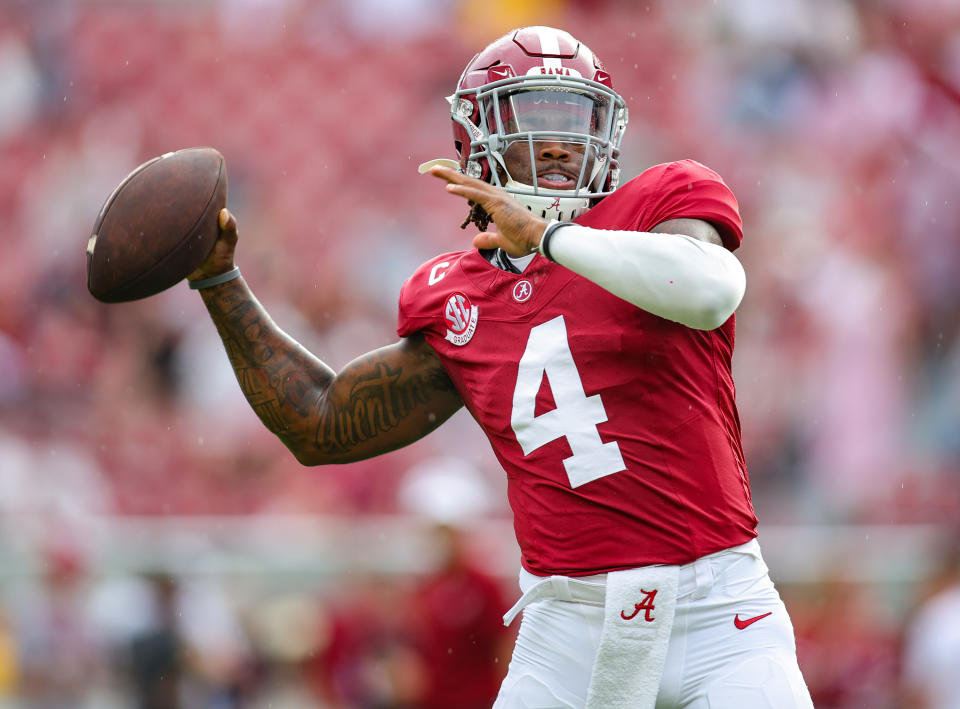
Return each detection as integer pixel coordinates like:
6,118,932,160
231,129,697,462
398,160,757,576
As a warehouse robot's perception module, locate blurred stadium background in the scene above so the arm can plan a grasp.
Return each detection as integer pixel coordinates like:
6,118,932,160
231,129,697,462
0,0,959,707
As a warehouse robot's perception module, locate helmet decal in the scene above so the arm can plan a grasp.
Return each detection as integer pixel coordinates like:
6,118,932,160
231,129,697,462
513,26,578,59
526,65,582,78
521,26,582,78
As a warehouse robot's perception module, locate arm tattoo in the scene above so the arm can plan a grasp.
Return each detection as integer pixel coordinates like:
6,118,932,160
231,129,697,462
317,360,432,454
205,287,329,447
201,281,456,459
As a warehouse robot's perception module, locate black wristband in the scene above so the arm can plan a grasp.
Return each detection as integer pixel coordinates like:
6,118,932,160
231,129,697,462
538,220,573,263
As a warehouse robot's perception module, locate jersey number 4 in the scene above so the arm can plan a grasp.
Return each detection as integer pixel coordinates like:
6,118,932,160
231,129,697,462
511,316,626,487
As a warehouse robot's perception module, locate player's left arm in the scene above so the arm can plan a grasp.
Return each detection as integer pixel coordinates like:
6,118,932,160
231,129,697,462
650,217,723,247
428,166,745,330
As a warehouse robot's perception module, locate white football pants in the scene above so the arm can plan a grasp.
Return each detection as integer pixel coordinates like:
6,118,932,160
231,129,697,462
493,540,814,709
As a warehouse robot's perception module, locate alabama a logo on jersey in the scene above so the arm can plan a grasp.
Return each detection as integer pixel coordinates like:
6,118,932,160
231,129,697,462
513,280,533,303
443,292,478,346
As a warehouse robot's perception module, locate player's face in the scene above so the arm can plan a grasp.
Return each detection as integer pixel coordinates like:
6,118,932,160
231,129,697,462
501,139,592,190
492,89,607,189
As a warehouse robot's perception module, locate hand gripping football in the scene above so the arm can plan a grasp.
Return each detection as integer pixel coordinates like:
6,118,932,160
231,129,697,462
86,147,227,302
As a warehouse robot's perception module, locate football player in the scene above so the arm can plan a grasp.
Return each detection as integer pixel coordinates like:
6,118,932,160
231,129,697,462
187,26,813,709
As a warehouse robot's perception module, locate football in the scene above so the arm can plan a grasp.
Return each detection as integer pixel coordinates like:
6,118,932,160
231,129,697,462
86,147,227,302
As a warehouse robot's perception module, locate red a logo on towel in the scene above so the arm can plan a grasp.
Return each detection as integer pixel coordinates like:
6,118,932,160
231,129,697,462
620,589,658,622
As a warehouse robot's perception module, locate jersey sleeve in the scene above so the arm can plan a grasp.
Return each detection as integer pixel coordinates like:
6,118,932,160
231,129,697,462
643,160,743,251
397,276,423,338
396,252,462,338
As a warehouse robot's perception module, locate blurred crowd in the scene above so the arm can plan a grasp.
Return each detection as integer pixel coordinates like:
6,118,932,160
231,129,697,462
0,0,959,706
0,492,515,709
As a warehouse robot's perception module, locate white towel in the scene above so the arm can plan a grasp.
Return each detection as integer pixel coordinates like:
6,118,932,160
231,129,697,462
585,565,679,709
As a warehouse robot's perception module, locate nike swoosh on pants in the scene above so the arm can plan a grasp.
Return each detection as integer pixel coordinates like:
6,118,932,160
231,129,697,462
733,612,772,629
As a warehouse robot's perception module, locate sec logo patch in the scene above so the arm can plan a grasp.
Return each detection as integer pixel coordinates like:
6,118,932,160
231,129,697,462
444,292,478,346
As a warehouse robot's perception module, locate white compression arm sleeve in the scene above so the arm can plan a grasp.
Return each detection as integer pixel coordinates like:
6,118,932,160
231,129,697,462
545,223,746,330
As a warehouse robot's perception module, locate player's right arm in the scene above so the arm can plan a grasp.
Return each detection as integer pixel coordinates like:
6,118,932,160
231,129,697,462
188,210,464,465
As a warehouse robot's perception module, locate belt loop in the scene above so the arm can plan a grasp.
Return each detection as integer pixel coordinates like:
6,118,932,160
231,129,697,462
691,557,714,600
550,576,573,602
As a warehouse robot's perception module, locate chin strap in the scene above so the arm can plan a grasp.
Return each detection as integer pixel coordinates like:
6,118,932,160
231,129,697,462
504,180,591,221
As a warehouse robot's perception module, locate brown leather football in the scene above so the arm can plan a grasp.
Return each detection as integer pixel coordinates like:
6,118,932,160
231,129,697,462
86,147,227,302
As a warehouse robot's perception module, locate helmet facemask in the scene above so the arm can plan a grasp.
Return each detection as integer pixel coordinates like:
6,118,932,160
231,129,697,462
452,74,628,221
